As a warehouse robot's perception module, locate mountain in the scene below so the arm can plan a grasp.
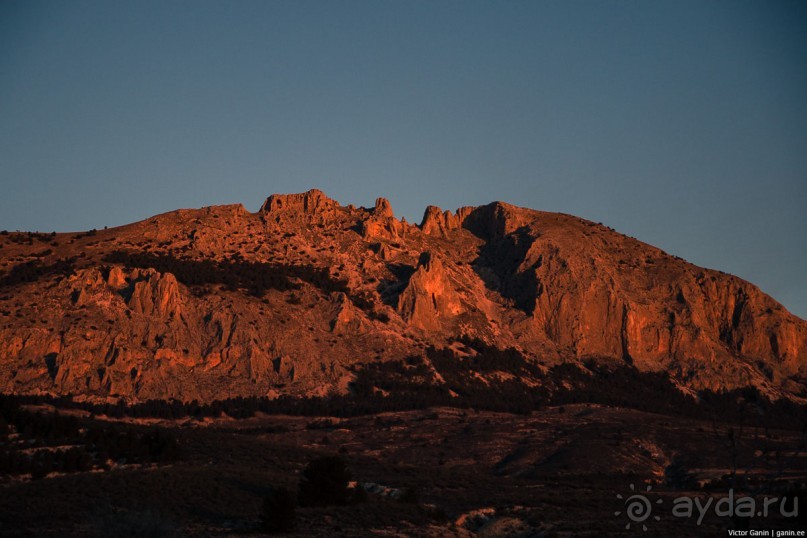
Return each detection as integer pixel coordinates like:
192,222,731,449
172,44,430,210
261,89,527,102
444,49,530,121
0,189,804,404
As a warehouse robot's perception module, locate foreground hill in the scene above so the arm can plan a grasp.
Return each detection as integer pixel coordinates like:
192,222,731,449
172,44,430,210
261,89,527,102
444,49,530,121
0,189,804,403
4,405,806,536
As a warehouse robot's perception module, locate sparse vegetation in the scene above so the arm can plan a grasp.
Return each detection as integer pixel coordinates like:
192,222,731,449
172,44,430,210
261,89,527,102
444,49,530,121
0,395,181,479
0,258,76,288
103,250,349,297
8,350,805,431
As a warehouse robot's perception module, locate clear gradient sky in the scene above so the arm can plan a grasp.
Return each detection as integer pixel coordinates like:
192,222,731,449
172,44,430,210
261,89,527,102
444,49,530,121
1,0,805,319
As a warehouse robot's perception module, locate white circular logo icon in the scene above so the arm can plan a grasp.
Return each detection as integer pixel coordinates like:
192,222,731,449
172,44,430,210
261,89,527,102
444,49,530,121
615,484,663,531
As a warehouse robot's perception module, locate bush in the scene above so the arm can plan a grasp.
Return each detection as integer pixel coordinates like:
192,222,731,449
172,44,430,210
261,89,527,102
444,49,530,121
261,487,296,533
298,456,351,507
664,457,694,490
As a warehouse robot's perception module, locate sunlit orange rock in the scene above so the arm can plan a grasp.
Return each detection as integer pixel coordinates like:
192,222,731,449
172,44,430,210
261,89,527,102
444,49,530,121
0,190,803,403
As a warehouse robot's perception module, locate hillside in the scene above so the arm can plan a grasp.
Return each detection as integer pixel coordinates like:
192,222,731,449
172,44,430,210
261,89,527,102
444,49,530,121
0,189,804,403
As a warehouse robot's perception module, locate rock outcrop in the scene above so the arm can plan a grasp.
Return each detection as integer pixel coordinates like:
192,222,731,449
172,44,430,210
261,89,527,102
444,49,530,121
330,292,367,334
397,252,463,331
127,269,183,319
419,205,476,236
361,197,412,240
373,197,394,219
260,188,337,214
259,189,340,226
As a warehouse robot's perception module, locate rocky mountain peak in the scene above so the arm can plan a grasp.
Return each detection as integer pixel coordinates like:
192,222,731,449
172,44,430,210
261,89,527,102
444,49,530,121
361,197,411,241
461,201,535,240
374,197,394,219
420,205,462,236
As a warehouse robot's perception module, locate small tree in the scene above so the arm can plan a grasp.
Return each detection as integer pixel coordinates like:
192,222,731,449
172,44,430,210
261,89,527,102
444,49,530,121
664,457,694,490
261,487,296,533
298,455,351,507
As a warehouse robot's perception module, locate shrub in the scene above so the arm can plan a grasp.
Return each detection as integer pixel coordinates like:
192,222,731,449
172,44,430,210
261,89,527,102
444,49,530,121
0,258,76,288
664,457,694,490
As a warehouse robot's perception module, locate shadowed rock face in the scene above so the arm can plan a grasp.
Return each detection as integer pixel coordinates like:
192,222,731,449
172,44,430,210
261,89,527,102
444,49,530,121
0,191,804,403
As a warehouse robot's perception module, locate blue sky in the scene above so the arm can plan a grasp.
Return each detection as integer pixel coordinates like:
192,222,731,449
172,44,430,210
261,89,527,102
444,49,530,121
1,0,805,318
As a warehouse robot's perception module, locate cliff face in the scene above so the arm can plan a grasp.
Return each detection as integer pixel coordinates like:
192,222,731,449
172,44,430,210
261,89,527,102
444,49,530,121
0,190,804,402
461,203,806,393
